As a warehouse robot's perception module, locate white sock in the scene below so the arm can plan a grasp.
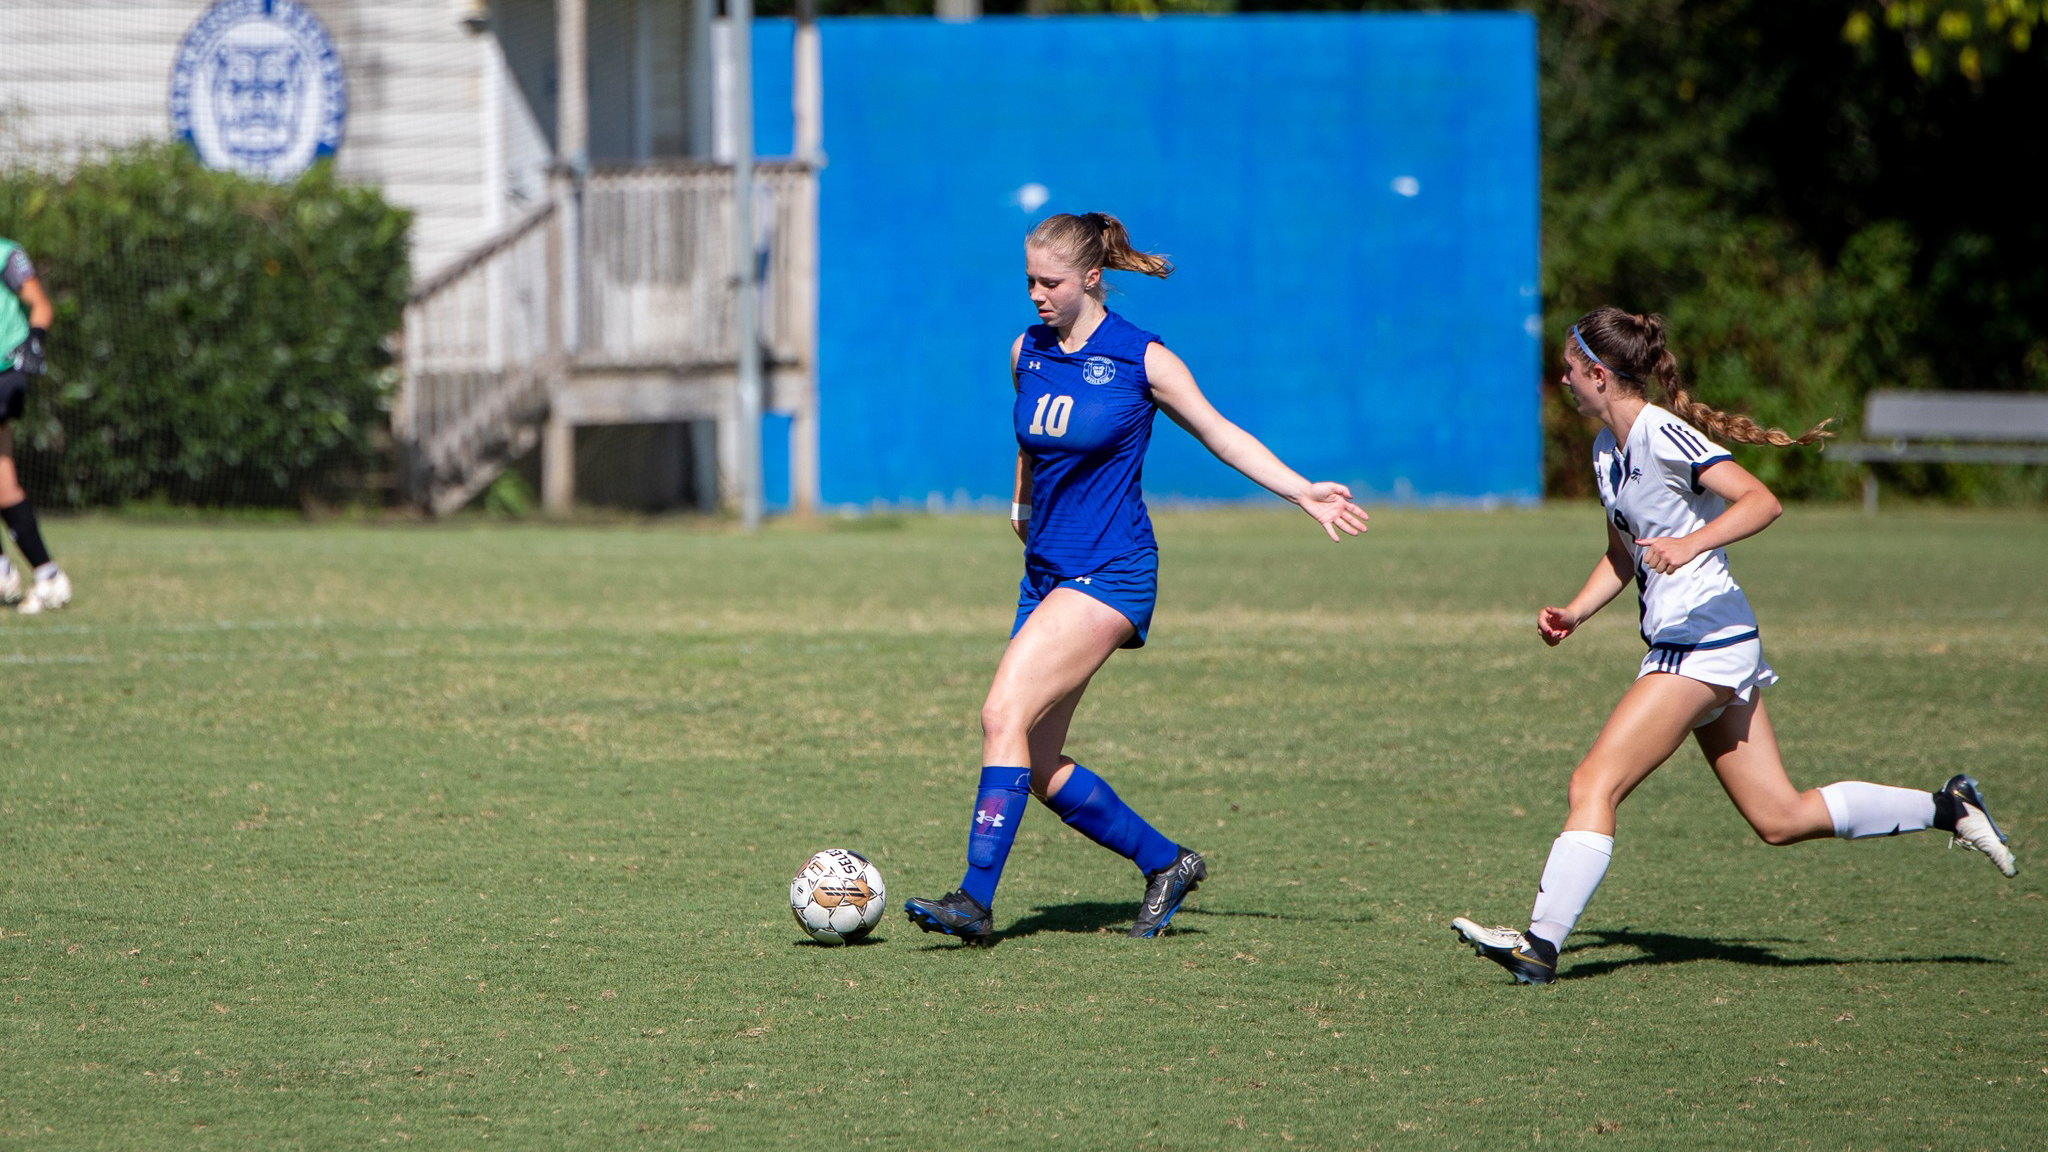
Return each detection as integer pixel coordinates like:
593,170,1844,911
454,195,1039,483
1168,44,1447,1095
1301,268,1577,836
1817,782,1936,839
1528,830,1614,951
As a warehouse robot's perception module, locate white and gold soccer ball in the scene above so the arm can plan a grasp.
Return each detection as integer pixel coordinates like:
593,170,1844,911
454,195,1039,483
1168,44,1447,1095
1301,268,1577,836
789,848,887,945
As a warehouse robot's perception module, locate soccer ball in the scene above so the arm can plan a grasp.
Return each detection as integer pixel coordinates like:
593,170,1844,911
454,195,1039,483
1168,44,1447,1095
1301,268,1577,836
790,848,887,945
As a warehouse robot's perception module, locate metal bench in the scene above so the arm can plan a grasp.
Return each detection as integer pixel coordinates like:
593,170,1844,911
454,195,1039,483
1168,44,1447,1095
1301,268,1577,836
1829,390,2048,511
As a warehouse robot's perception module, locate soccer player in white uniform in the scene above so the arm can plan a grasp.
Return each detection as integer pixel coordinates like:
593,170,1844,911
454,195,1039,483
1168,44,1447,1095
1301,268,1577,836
1451,307,2015,985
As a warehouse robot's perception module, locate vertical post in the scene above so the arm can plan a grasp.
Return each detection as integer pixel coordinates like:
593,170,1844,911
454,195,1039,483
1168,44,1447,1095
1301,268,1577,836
398,303,420,507
1862,469,1879,516
542,410,576,513
794,0,822,164
543,0,588,515
556,0,588,177
731,0,764,531
688,0,717,158
789,0,821,516
541,198,575,514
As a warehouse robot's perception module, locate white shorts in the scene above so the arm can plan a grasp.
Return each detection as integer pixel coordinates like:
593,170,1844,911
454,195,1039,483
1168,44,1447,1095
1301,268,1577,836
1637,634,1777,728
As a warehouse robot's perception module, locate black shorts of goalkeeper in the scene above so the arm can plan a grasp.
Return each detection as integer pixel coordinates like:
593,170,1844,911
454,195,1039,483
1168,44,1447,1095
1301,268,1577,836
0,369,25,422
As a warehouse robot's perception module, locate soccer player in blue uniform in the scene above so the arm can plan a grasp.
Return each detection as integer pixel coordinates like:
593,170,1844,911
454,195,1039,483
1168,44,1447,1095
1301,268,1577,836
1451,307,2015,985
904,212,1370,945
0,235,71,614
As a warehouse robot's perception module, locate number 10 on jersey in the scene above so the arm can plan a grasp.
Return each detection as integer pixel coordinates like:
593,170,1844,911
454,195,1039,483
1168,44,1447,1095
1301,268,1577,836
1029,394,1073,438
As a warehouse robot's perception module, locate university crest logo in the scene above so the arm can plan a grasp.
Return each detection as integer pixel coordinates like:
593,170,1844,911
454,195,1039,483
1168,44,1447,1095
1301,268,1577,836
1082,355,1116,386
170,0,347,181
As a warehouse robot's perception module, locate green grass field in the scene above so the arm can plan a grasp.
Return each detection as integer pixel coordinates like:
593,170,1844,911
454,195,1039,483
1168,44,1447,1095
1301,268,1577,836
3,507,2043,1149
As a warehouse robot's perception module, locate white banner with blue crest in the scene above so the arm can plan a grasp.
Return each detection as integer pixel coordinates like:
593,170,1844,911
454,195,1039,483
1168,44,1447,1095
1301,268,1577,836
168,0,346,181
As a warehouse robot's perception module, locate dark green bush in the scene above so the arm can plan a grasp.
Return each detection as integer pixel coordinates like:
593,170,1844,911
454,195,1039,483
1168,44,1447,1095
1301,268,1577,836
0,142,410,508
1534,0,2046,503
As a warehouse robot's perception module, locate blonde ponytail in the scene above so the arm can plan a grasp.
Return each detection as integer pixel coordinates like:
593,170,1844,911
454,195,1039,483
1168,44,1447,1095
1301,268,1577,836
1027,212,1173,294
1085,212,1174,279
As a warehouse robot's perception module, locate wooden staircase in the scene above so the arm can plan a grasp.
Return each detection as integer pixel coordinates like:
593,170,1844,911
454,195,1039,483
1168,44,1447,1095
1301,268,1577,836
396,161,817,516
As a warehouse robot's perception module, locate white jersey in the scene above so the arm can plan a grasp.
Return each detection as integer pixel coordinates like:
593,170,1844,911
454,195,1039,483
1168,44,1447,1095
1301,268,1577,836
1593,405,1759,650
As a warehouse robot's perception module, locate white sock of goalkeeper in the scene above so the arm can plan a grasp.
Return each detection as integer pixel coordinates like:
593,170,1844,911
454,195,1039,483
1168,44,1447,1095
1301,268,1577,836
1817,782,1936,839
1528,830,1614,952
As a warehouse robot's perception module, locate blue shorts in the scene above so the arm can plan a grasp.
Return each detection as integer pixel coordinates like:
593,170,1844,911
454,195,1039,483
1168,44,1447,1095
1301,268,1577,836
1012,548,1159,650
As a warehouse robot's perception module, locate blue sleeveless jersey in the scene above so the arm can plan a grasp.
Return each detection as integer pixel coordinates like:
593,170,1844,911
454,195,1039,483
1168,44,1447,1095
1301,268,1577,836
1013,310,1161,574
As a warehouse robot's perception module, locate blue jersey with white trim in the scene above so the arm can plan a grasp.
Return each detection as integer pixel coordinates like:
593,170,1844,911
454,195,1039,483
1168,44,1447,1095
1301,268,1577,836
1593,404,1760,648
1014,310,1160,574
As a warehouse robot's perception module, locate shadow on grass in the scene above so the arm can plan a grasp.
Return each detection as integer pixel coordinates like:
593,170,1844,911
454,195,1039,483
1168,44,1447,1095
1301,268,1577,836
999,900,1151,940
895,901,1337,949
1561,928,2007,980
792,933,893,948
1177,907,1359,924
996,902,1349,942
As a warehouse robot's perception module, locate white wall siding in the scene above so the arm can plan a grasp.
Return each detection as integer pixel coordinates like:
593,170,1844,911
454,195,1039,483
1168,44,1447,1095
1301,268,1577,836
0,0,563,281
313,1,498,277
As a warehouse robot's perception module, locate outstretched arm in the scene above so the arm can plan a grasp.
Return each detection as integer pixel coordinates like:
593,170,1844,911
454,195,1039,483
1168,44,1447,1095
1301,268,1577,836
1145,343,1368,542
1538,521,1633,646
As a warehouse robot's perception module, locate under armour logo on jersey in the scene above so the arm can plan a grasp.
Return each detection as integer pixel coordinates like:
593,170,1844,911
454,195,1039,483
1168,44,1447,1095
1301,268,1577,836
1082,356,1116,385
1027,360,1041,370
1071,576,1092,584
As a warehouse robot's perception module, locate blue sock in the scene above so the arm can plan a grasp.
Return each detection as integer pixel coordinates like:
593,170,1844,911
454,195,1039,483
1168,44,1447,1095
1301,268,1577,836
1044,765,1182,876
959,766,1031,908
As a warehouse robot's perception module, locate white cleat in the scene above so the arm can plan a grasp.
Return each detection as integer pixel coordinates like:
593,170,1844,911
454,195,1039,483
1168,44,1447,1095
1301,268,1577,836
18,569,70,615
0,564,18,605
1451,916,1557,984
1942,774,2015,878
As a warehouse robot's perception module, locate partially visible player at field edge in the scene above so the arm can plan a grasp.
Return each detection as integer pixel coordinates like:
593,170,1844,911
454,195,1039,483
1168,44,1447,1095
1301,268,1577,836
903,212,1369,945
0,235,71,614
1452,306,2015,986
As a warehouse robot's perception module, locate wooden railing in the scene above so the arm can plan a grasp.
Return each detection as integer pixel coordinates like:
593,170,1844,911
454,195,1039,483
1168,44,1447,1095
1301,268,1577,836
396,161,816,514
579,160,814,370
396,202,562,514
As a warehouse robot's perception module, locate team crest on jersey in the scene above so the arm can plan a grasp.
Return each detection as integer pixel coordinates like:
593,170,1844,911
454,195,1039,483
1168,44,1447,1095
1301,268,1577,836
170,0,347,181
1082,356,1116,386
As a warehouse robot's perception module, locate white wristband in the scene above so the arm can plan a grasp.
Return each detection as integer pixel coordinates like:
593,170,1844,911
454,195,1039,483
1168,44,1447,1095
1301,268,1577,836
1010,502,1031,522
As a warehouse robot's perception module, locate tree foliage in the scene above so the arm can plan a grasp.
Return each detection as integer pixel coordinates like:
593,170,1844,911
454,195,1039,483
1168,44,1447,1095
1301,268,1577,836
1845,0,2043,83
1533,0,2045,499
0,143,411,508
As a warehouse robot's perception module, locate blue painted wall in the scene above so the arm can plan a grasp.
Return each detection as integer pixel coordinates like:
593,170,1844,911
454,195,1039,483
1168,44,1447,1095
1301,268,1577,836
759,14,1540,507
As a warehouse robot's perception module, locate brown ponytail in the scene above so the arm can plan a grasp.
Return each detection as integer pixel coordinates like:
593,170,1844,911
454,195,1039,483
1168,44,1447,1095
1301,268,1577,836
1027,212,1174,296
1570,307,1833,447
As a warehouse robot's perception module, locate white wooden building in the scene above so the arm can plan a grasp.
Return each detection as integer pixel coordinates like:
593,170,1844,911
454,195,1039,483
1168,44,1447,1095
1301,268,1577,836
0,0,817,515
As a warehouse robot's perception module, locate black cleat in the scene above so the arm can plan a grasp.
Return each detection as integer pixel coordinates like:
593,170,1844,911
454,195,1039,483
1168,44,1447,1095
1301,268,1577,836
904,889,994,946
1939,774,2016,877
1130,850,1206,937
1451,917,1558,985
